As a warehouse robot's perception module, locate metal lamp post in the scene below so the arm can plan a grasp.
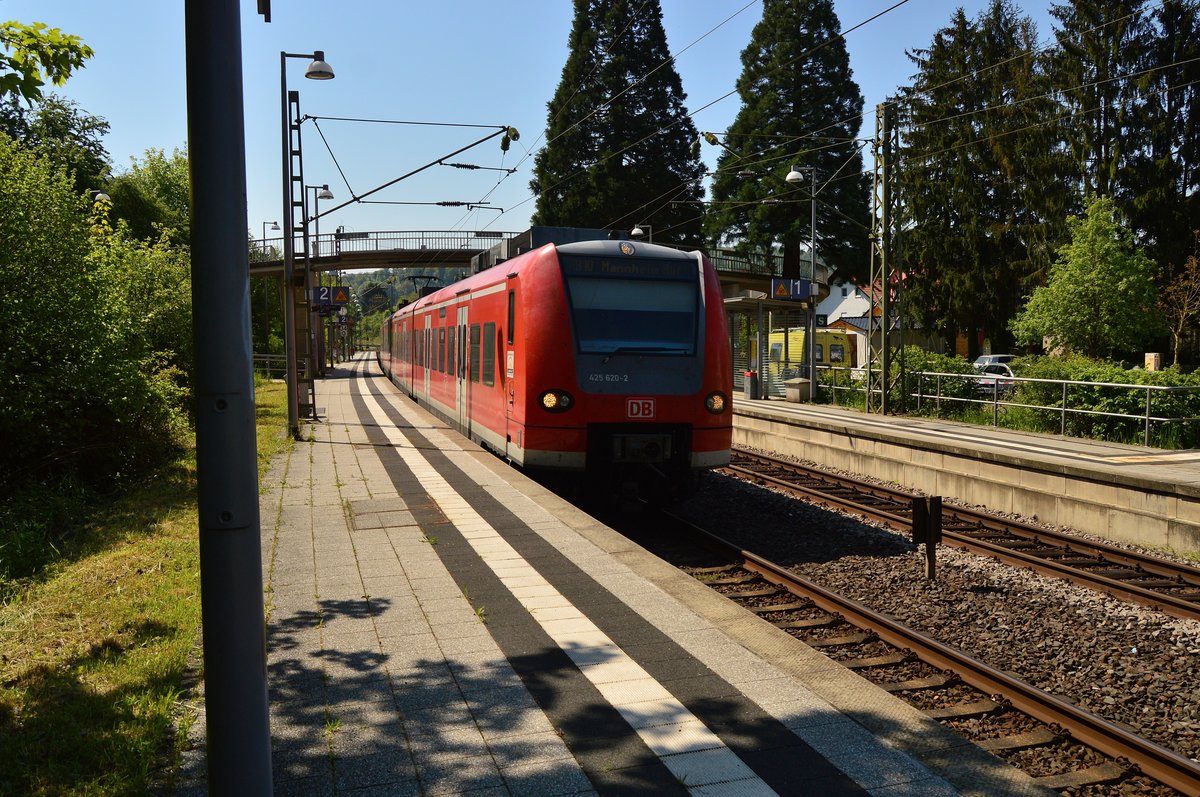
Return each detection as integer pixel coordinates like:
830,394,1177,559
305,184,334,369
306,184,334,257
260,220,279,254
786,165,819,400
259,221,280,364
280,50,334,437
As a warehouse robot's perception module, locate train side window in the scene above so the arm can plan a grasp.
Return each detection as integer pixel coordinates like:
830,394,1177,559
507,291,515,345
447,327,456,377
482,322,496,387
829,344,845,363
439,328,446,373
814,344,824,363
469,324,481,383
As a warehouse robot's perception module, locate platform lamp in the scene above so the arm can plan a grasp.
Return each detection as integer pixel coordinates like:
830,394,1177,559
261,220,279,255
259,221,281,365
304,184,335,369
785,164,819,401
630,223,653,243
280,49,334,437
306,184,334,257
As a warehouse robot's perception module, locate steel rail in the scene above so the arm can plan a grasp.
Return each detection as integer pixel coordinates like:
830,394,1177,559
686,521,1200,796
726,447,1200,623
941,502,1200,586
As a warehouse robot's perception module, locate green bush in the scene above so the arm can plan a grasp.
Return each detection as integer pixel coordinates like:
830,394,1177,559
1012,354,1200,446
0,135,193,584
896,347,977,415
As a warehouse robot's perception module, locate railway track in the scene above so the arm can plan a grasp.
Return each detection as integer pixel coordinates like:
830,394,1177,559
722,447,1200,623
647,509,1200,796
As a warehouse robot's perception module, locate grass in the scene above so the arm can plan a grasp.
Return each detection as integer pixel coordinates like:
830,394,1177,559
0,378,291,797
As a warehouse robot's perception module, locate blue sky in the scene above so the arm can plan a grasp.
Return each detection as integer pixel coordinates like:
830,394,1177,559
5,1,1054,241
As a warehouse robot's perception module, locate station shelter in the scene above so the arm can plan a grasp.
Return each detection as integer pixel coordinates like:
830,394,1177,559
724,292,818,401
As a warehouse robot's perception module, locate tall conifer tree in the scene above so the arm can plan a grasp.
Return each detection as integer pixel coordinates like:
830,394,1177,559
1128,0,1200,273
1048,0,1151,199
530,0,703,244
703,0,868,280
896,1,1063,355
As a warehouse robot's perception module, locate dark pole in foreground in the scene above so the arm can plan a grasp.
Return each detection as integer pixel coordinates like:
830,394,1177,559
184,1,273,793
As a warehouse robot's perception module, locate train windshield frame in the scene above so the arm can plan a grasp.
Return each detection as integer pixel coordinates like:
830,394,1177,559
559,253,699,357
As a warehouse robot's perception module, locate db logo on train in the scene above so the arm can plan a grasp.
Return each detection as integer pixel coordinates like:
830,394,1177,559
626,397,656,419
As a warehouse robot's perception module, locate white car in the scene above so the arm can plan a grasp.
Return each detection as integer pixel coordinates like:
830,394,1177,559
973,354,1015,368
975,363,1016,395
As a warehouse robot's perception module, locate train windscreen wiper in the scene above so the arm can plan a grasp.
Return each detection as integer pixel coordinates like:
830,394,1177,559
600,345,689,364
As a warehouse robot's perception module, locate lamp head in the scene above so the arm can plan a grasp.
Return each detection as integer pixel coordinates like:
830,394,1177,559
317,185,334,200
785,166,805,184
305,51,334,80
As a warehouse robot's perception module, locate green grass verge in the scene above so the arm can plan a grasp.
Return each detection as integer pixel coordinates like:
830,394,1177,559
0,379,290,797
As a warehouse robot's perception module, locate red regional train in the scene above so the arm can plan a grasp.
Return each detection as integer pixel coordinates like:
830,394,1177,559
377,238,732,501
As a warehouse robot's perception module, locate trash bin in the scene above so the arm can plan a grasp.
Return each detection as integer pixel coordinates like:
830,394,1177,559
743,370,759,399
783,377,810,402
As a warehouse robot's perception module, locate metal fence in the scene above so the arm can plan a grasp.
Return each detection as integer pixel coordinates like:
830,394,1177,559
252,354,287,378
807,367,1200,447
257,230,521,259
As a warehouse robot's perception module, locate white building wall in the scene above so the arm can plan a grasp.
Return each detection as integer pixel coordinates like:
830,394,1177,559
817,280,870,324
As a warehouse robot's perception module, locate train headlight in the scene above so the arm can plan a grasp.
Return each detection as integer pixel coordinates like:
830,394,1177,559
540,390,574,413
704,391,727,414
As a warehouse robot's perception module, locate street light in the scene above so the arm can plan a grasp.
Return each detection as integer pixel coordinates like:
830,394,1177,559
305,184,335,369
630,223,653,243
259,221,281,363
261,220,279,255
786,164,819,400
280,49,335,437
306,184,334,257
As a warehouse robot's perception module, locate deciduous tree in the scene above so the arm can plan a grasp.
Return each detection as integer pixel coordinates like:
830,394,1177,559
1010,195,1163,358
0,20,92,104
0,93,110,193
1159,233,1200,366
106,146,191,245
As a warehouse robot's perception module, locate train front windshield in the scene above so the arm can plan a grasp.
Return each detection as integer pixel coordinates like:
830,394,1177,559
561,256,699,356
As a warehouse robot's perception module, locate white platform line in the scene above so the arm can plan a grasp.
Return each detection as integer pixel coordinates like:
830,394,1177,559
357,379,777,795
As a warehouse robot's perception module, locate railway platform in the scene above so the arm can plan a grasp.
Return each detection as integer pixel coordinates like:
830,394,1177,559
733,397,1200,554
174,353,1051,796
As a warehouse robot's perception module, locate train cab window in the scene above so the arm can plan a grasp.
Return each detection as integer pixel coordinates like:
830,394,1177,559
507,291,515,345
469,324,481,383
482,322,496,387
447,327,456,377
829,344,845,363
438,328,446,373
563,270,697,356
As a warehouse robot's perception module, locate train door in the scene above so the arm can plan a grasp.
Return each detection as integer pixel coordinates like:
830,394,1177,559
504,285,516,458
456,305,469,434
422,314,432,400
